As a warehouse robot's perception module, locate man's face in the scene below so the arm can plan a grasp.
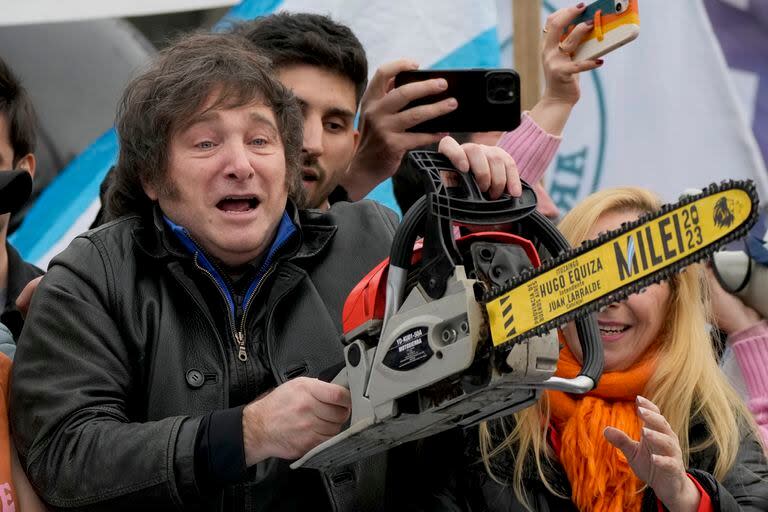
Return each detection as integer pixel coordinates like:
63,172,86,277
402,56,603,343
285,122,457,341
277,64,359,209
144,96,289,268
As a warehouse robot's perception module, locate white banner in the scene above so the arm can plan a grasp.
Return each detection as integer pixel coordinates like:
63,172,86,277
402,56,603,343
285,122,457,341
0,0,238,26
497,0,768,210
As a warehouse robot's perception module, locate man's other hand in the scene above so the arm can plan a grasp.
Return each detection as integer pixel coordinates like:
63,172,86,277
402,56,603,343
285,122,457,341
16,275,42,319
437,136,522,199
242,377,351,465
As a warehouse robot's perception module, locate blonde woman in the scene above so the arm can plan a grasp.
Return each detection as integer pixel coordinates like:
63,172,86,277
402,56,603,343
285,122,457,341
475,188,768,512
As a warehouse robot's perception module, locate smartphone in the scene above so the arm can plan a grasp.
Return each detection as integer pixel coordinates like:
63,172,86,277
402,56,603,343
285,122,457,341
393,69,521,133
564,0,640,61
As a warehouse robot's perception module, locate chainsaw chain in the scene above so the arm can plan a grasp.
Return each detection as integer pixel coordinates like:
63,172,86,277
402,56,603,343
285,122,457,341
480,180,760,348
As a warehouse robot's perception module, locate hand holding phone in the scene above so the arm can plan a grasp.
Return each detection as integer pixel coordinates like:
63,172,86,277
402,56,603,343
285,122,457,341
393,69,521,133
563,0,640,60
342,59,458,201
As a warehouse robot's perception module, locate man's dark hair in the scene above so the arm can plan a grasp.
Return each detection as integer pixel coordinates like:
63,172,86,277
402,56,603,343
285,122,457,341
107,31,305,220
233,13,368,104
0,58,37,166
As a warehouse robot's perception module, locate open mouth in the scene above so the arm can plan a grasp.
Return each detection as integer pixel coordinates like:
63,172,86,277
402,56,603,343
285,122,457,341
598,324,630,336
216,195,260,213
302,167,319,183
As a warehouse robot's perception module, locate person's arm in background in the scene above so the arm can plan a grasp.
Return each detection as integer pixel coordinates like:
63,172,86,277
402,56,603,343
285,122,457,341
14,276,41,321
0,339,47,511
497,3,603,187
10,444,46,512
707,267,768,445
729,323,768,444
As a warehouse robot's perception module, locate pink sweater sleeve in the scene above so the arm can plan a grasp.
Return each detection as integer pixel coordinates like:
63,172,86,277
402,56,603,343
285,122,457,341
729,320,768,444
495,112,562,184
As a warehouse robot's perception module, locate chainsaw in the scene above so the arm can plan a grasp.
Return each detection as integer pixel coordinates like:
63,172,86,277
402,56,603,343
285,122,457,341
292,151,758,471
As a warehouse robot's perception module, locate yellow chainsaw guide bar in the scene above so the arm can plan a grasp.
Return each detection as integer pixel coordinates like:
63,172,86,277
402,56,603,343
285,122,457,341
485,181,758,347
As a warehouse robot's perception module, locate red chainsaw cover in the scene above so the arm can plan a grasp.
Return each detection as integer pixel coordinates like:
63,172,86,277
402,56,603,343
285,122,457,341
342,232,541,336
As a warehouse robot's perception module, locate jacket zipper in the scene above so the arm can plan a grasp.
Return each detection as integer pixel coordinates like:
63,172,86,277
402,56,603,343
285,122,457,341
233,230,293,362
235,265,277,361
193,252,242,360
193,236,290,363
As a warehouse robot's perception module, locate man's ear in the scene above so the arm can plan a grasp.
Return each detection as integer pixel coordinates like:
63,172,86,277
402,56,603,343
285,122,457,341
15,153,35,179
352,128,360,154
141,178,159,201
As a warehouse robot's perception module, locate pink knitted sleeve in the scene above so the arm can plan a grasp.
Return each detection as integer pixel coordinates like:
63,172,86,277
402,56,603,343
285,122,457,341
495,112,562,184
729,320,768,444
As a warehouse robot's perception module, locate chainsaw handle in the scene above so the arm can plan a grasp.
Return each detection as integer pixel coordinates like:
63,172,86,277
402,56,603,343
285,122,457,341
388,199,603,389
405,151,540,300
522,211,604,389
408,150,538,226
390,195,427,270
416,151,484,202
535,312,603,393
382,196,429,336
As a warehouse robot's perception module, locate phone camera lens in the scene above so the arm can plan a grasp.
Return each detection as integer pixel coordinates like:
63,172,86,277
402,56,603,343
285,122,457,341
491,87,513,101
486,73,516,104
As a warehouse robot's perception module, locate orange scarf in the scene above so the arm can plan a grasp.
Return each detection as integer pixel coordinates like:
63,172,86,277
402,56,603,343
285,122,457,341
547,342,656,512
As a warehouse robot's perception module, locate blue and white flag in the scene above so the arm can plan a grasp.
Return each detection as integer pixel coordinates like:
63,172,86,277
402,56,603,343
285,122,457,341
496,0,768,212
12,0,767,269
11,0,500,268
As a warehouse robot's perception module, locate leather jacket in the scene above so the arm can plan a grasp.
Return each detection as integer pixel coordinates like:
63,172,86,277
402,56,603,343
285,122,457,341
11,200,400,511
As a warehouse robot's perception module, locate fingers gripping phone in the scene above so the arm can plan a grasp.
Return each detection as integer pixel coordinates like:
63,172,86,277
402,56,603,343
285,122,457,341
393,69,521,133
564,0,640,60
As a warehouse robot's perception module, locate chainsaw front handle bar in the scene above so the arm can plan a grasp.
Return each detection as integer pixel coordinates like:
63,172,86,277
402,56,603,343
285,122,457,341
383,151,603,391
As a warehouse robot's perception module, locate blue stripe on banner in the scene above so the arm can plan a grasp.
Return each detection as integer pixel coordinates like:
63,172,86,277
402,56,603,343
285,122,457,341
366,27,502,215
215,0,284,29
366,178,397,213
430,27,501,69
9,129,118,262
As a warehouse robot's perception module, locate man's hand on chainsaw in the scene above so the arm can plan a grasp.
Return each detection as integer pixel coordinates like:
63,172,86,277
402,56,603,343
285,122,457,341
242,377,352,465
438,135,522,199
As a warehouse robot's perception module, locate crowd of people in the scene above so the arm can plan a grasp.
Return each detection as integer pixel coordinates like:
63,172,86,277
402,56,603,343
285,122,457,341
0,2,765,511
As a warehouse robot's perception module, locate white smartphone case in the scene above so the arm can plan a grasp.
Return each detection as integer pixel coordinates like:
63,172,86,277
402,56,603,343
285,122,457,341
572,23,640,61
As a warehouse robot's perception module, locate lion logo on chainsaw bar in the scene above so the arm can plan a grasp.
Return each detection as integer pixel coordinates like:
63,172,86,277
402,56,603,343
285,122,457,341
713,197,735,228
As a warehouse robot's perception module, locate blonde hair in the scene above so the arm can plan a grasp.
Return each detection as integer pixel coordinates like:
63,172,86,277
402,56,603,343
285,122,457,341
480,187,761,508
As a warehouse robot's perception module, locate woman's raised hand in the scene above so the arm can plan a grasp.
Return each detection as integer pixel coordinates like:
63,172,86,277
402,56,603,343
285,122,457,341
604,395,701,512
